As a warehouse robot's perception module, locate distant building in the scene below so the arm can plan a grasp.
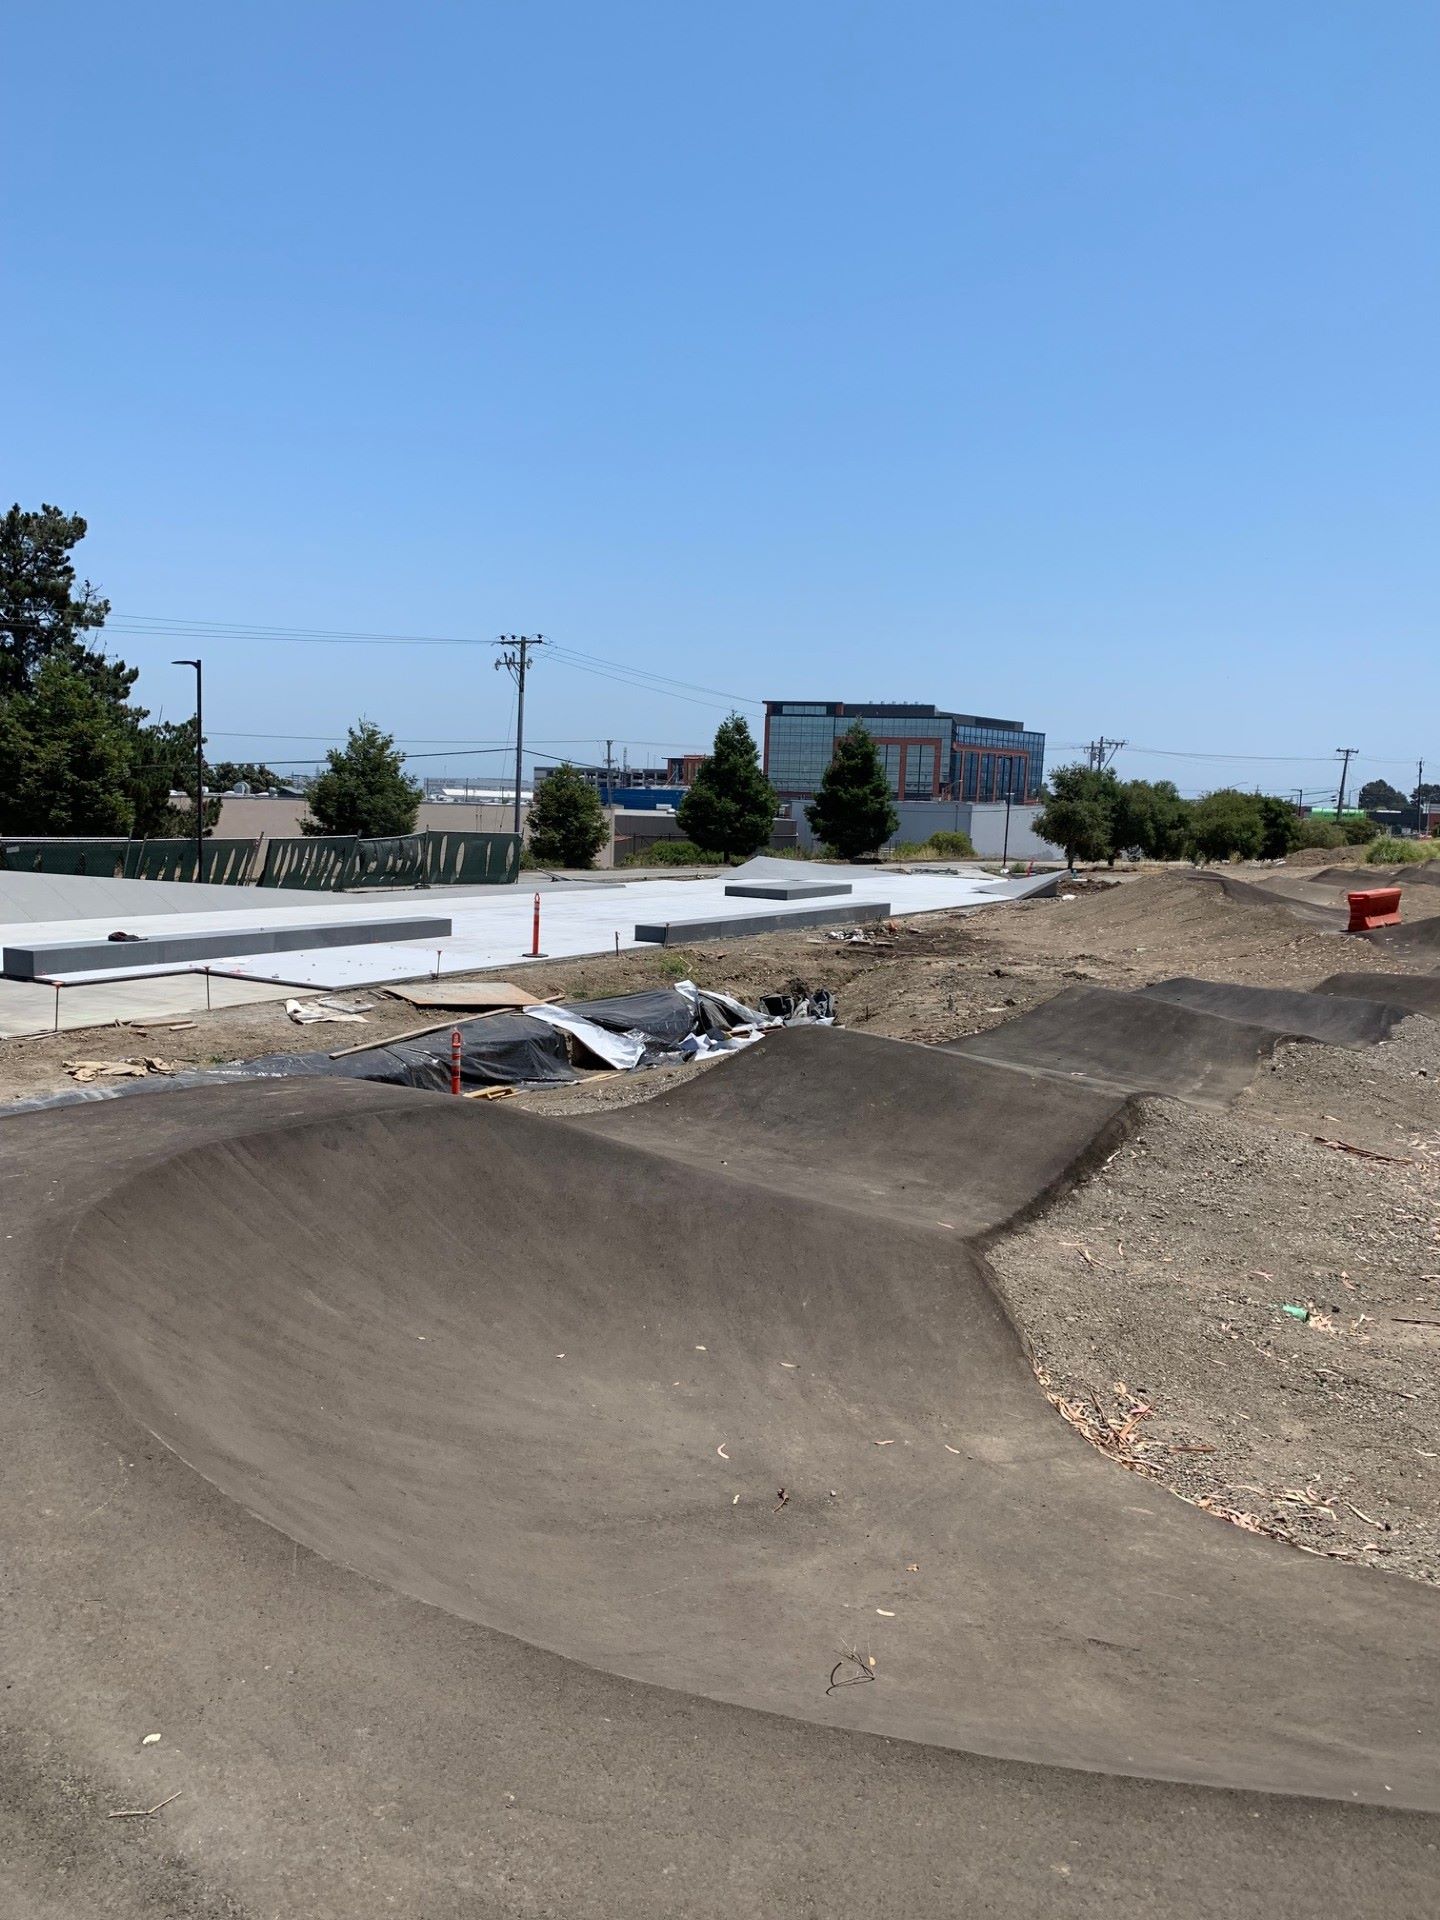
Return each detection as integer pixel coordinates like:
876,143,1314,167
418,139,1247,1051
666,752,709,786
532,763,673,799
423,777,531,805
763,701,1044,803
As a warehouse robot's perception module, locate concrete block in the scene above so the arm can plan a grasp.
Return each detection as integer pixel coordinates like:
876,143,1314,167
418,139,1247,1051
723,882,852,901
4,915,454,981
634,902,890,945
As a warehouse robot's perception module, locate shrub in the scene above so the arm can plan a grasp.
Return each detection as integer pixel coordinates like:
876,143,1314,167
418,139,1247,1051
925,829,977,857
1294,817,1344,850
624,839,723,866
1340,815,1380,845
1366,836,1436,865
1189,788,1264,863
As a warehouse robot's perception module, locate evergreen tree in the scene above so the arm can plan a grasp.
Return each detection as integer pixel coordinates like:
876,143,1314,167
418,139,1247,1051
0,657,136,834
677,714,776,861
0,503,125,699
804,722,899,859
301,720,422,836
129,715,223,839
526,763,609,868
209,759,281,792
1358,778,1406,812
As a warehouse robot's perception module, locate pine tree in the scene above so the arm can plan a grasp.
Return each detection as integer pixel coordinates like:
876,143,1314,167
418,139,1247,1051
301,720,422,837
0,656,136,834
526,763,609,868
677,714,777,861
0,503,122,699
804,723,899,859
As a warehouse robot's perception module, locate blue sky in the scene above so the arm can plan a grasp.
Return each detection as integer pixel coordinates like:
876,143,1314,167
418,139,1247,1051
5,2,1436,799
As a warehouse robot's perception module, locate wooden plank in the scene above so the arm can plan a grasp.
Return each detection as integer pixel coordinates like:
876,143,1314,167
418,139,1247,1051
327,995,561,1060
386,981,539,1011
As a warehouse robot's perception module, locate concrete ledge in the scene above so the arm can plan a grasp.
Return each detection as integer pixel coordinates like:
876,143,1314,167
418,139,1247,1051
4,916,453,981
723,881,852,901
635,901,890,945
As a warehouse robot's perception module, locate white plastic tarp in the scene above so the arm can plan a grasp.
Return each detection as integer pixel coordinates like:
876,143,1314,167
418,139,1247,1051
522,1003,646,1070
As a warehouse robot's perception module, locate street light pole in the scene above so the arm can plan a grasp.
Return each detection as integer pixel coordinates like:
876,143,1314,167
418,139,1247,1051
172,658,204,879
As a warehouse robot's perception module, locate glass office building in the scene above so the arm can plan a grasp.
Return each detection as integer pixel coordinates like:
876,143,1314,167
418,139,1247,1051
764,702,1044,804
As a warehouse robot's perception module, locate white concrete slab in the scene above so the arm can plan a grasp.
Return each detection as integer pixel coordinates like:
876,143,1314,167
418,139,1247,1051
0,972,292,1039
0,868,265,923
0,858,1052,1035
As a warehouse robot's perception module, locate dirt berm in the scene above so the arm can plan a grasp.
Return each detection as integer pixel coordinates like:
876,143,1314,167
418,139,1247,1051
4,1013,1440,1917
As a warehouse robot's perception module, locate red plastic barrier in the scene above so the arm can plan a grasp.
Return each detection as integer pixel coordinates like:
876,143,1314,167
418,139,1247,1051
1348,887,1402,932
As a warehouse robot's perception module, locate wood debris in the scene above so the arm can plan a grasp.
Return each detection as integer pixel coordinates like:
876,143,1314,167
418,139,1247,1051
108,1789,182,1820
65,1057,176,1083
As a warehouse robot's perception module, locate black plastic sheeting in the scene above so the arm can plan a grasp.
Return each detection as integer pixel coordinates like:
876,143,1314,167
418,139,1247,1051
560,987,705,1049
241,1011,577,1092
1,988,755,1115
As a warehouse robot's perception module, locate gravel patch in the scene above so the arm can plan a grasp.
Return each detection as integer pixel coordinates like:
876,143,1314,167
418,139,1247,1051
988,1093,1440,1582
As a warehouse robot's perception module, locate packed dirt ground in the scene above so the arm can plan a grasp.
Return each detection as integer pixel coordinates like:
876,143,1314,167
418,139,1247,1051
4,864,1438,1583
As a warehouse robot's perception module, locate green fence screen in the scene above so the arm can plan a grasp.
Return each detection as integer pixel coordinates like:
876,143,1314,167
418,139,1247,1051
2,838,259,882
2,839,133,877
349,834,429,889
258,829,521,890
257,835,360,890
4,828,521,891
131,838,260,884
426,828,522,886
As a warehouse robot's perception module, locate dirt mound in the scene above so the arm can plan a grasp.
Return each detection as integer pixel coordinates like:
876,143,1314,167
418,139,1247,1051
946,982,1276,1105
1286,844,1370,868
1138,976,1408,1047
980,869,1323,960
48,1032,1440,1808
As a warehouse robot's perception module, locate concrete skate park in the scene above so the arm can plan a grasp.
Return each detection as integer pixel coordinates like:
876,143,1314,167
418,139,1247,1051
5,860,1440,1918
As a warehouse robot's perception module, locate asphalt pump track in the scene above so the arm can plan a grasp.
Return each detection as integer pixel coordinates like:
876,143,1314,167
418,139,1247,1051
4,973,1440,1917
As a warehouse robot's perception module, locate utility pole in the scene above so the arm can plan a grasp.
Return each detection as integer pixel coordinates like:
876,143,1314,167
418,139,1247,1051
1335,746,1358,817
1088,737,1126,771
172,657,204,879
604,739,614,808
1417,757,1426,835
493,635,545,837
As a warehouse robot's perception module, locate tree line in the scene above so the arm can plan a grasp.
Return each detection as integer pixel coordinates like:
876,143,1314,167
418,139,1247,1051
529,714,905,867
10,504,1414,870
1031,763,1392,868
0,503,429,842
